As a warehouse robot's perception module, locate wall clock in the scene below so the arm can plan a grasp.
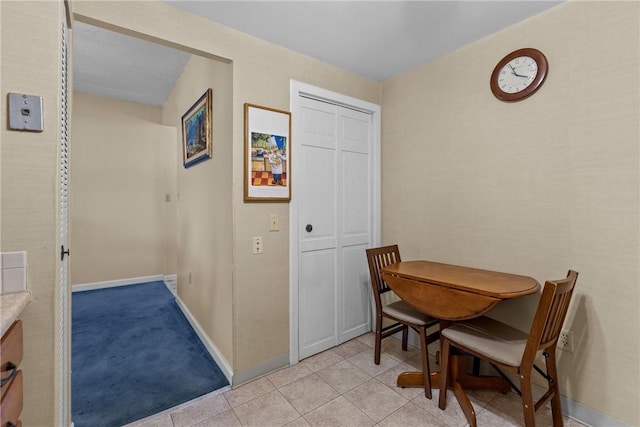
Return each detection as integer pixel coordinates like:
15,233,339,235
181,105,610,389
490,48,548,102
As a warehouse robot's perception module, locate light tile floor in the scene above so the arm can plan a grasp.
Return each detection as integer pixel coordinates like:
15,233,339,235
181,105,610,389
126,333,588,427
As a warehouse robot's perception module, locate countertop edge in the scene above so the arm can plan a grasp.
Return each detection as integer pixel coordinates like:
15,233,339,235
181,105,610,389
1,291,32,336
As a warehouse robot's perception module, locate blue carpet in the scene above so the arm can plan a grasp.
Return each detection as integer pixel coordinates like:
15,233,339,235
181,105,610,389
72,282,228,427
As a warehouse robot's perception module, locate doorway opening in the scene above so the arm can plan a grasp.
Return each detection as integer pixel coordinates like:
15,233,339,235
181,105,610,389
67,18,234,425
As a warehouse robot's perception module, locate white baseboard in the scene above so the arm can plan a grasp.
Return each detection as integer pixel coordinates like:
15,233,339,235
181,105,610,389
174,296,234,386
558,391,627,427
72,275,165,292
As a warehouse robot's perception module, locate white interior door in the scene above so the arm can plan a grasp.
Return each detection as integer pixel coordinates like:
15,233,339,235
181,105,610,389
298,96,372,359
59,17,71,427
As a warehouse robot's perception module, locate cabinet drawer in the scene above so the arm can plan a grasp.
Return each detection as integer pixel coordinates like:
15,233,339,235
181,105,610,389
0,321,23,372
0,370,23,427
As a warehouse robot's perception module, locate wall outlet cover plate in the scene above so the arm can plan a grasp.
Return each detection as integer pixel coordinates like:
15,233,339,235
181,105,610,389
8,93,44,132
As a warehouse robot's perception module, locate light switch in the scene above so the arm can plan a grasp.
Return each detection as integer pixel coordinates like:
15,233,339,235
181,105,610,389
8,93,44,132
269,214,279,232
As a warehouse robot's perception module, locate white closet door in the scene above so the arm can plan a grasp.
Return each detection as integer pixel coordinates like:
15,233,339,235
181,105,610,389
298,96,371,359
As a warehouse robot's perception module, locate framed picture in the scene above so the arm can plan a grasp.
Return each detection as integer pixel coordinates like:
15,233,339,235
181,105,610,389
244,103,291,201
182,89,213,168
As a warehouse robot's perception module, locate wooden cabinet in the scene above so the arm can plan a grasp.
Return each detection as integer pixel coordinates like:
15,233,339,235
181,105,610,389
1,320,23,427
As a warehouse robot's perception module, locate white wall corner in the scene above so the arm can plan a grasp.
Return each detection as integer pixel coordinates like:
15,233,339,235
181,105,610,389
231,353,290,388
163,274,177,295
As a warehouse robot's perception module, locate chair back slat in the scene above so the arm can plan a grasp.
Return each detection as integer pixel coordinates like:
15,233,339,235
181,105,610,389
523,270,578,364
366,245,402,311
545,291,571,343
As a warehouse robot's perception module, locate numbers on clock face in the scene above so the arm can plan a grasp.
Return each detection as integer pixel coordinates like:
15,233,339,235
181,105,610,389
498,56,538,94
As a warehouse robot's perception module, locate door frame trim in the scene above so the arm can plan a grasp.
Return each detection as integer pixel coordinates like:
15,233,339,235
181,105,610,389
289,80,381,364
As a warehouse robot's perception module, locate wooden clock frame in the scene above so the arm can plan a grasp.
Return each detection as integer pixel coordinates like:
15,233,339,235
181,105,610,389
490,48,548,102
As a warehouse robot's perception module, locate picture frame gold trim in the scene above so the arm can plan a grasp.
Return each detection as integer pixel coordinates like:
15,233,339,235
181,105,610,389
182,88,213,168
244,103,292,202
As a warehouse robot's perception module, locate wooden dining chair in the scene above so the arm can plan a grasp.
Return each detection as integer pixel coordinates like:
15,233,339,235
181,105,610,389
366,245,440,398
438,270,579,426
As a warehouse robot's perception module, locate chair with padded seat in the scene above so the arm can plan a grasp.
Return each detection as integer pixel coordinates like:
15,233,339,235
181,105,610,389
438,270,579,426
366,245,440,398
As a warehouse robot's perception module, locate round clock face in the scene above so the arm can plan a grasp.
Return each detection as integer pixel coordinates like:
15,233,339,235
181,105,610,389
490,48,548,102
498,56,538,94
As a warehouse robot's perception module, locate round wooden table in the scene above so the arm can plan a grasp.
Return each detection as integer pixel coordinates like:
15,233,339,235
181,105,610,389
382,260,540,426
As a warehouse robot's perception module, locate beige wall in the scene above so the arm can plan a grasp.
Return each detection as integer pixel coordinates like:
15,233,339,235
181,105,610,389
70,92,177,285
72,0,380,375
227,12,379,375
161,55,234,366
382,2,639,425
0,1,64,424
4,0,638,424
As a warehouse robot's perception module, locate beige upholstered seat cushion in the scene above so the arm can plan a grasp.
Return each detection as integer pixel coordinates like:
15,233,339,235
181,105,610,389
441,316,529,367
383,299,433,325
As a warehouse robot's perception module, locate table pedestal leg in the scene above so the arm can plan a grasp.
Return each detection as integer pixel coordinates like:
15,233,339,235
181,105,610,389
396,355,511,426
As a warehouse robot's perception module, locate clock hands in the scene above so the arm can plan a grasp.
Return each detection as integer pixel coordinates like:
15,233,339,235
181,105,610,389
508,63,531,79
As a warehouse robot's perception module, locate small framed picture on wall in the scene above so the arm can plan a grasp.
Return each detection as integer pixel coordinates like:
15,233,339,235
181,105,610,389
182,89,213,168
244,103,291,201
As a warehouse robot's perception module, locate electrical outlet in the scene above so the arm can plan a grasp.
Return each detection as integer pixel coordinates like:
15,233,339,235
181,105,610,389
253,236,263,254
558,329,573,353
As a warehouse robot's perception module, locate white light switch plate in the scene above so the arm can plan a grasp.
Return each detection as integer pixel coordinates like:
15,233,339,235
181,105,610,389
269,214,279,231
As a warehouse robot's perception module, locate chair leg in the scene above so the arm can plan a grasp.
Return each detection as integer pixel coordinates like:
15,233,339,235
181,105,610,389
519,369,536,427
546,348,564,427
419,326,432,399
374,315,383,365
472,356,481,375
401,325,409,351
438,338,451,410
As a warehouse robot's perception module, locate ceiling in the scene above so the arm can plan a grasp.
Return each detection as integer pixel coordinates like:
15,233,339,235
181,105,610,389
73,1,563,107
